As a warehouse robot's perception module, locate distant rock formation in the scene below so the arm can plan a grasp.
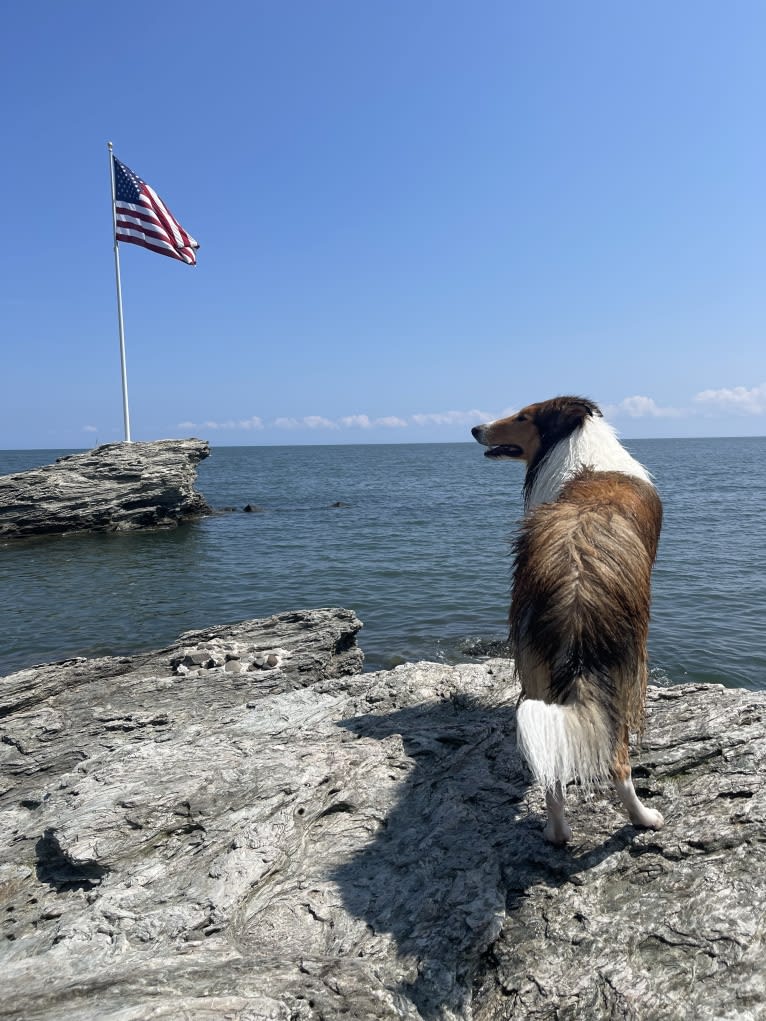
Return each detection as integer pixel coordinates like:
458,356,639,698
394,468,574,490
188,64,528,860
1,608,764,1019
0,438,211,538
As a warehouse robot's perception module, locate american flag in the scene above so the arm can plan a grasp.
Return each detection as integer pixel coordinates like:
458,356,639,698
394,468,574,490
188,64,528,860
112,156,199,265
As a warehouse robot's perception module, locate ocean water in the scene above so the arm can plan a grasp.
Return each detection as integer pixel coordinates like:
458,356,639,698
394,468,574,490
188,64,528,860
1,439,764,690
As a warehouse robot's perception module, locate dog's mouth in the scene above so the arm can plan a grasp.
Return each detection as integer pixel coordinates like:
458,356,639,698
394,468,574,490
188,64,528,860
484,444,523,460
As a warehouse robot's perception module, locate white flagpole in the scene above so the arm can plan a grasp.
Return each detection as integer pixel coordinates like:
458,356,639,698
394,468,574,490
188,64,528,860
108,141,132,443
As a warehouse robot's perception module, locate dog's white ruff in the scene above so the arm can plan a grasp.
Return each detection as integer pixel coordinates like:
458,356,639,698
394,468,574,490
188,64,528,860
516,698,613,791
526,416,651,510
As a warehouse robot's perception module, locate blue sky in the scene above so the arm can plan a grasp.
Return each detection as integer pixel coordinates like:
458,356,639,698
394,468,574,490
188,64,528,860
2,1,764,448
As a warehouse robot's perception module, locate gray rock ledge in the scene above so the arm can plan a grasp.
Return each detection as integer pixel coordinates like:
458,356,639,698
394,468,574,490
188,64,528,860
0,438,211,538
1,608,765,1020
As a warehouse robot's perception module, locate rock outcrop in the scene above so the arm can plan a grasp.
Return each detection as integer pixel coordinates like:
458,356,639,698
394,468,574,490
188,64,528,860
1,608,764,1020
0,439,211,538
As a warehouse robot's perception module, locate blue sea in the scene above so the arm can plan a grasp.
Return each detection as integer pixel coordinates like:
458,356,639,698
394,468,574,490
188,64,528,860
1,439,764,690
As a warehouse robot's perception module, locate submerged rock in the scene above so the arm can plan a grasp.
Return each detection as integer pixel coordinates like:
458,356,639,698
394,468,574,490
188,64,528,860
0,438,212,538
0,608,764,1019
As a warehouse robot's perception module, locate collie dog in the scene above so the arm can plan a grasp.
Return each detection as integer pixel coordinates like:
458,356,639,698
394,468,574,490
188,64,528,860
472,396,664,844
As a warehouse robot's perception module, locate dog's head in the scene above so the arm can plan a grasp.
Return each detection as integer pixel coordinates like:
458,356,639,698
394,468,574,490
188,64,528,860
471,396,602,464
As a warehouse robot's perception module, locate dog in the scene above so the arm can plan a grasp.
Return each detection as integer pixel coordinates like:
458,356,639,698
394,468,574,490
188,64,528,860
472,396,664,843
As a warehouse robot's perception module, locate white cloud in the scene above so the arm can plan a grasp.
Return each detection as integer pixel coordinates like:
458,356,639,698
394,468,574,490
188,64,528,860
606,396,683,419
411,409,492,427
83,425,98,433
303,416,338,430
179,408,494,433
336,414,407,429
694,384,766,415
179,417,264,431
338,414,372,429
207,417,263,430
375,416,408,428
274,416,337,430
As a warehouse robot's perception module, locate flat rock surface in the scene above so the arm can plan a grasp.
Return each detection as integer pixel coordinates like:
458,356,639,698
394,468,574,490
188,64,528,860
0,439,211,538
1,608,764,1020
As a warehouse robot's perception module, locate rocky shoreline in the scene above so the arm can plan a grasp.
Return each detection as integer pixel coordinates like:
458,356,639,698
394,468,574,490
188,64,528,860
0,439,211,538
1,608,765,1019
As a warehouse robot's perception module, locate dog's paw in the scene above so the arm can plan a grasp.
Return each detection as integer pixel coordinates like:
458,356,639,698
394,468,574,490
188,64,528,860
544,819,573,845
632,807,665,831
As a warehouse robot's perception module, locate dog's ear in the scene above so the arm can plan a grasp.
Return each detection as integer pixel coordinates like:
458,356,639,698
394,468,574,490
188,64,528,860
568,398,602,420
535,396,602,450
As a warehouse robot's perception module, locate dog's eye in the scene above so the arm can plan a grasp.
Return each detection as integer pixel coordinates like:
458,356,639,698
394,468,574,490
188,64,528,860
516,414,528,422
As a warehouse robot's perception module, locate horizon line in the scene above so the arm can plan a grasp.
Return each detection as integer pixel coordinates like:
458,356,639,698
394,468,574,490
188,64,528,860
3,432,766,453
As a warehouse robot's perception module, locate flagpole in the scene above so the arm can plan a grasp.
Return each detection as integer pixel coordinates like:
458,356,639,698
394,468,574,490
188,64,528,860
108,141,132,443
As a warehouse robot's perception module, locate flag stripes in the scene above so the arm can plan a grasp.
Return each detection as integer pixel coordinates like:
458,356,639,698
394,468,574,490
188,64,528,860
112,156,199,265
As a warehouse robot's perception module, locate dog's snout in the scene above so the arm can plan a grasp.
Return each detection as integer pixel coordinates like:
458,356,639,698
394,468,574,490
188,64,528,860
471,425,484,441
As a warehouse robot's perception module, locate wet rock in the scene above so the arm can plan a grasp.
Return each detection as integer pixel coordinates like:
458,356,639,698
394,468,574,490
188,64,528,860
1,609,764,1020
0,439,212,538
460,636,511,659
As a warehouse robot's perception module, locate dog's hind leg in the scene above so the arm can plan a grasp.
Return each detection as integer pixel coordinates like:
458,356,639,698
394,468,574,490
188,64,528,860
612,726,664,830
544,781,573,844
615,775,664,830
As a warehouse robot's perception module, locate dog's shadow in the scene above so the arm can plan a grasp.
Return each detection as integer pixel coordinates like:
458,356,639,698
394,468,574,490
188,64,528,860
332,696,637,1019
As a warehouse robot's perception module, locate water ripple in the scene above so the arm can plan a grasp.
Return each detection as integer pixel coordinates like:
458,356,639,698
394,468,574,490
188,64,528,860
1,439,765,689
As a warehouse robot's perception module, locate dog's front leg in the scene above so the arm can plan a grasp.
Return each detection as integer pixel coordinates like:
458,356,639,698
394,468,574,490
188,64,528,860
544,781,573,844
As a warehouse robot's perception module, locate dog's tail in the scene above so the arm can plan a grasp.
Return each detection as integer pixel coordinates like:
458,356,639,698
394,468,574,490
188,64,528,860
516,681,615,790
